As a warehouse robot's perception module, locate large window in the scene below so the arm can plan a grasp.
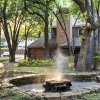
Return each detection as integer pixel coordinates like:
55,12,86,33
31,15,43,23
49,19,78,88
78,28,84,36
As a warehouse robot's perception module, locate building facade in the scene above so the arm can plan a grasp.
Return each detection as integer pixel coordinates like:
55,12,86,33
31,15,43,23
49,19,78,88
28,11,100,69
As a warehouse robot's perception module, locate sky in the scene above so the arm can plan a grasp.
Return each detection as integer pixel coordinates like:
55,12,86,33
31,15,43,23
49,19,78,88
59,0,70,7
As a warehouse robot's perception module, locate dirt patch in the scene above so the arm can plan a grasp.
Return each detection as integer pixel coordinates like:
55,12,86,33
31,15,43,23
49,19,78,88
2,61,18,69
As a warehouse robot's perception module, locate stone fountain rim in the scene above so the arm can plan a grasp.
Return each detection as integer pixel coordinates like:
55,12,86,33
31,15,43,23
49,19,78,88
1,73,100,100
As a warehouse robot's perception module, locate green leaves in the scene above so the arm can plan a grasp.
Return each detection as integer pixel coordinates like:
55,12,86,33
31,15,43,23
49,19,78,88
18,59,54,67
94,52,100,68
0,86,32,100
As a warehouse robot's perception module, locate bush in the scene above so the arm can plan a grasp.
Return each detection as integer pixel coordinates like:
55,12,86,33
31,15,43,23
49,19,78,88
83,93,100,100
94,52,100,68
18,59,54,67
65,56,75,69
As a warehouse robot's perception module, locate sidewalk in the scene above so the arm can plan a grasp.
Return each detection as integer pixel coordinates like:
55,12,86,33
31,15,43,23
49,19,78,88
0,55,24,69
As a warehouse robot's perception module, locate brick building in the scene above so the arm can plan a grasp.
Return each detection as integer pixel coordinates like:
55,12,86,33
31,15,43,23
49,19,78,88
28,9,100,70
27,9,82,60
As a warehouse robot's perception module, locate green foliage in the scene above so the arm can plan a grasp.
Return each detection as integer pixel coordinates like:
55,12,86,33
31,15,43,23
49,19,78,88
19,15,45,41
67,0,87,22
94,52,100,68
71,92,100,100
0,86,32,100
79,37,82,43
83,93,100,100
66,56,75,69
18,59,54,67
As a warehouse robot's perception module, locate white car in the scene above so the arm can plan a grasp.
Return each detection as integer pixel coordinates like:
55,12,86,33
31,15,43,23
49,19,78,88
2,52,9,56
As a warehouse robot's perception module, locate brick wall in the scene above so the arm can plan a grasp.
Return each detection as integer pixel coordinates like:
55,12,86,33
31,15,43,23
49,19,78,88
28,48,45,59
56,15,71,46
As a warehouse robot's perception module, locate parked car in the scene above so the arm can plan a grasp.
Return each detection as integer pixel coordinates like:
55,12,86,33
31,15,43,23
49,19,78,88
2,52,9,56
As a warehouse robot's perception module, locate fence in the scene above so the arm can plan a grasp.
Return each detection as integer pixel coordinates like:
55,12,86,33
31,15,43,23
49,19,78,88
1,49,25,55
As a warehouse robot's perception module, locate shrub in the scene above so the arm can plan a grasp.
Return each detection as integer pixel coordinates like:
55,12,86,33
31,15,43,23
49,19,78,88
83,93,100,100
94,52,100,68
0,87,32,100
18,59,54,67
65,56,75,69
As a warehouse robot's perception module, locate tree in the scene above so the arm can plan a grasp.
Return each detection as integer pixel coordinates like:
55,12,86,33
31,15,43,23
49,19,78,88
19,17,44,59
70,0,100,71
0,0,26,62
24,0,54,59
25,0,72,54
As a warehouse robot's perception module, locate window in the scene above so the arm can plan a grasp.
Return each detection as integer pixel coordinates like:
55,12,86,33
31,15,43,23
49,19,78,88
52,28,56,38
79,28,84,36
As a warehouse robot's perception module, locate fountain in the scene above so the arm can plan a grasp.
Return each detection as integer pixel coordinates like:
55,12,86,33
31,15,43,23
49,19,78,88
43,79,72,92
2,49,100,100
43,49,72,92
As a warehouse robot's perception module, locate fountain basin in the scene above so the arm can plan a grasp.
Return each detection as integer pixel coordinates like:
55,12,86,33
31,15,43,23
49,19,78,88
6,73,99,89
9,74,45,86
1,74,100,100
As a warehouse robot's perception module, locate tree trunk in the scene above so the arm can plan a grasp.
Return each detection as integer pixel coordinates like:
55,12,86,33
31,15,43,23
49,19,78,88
9,49,16,62
77,28,92,71
86,31,95,70
92,31,96,70
44,0,49,59
24,37,27,59
97,28,100,50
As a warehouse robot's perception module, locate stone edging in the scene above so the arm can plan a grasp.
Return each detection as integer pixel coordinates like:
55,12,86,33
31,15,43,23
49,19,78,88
1,73,100,100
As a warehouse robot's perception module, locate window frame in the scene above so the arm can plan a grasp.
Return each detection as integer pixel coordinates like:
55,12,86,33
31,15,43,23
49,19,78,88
78,28,84,36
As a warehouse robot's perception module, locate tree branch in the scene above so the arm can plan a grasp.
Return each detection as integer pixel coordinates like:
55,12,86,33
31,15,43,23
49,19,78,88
72,0,100,29
24,0,46,23
72,0,86,12
8,23,13,39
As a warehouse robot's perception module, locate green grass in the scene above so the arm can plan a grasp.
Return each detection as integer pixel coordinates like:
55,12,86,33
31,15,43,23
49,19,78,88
0,56,21,62
3,66,100,75
0,57,9,62
6,67,57,74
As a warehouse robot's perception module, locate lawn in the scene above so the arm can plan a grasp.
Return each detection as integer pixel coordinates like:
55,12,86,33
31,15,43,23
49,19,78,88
5,67,57,74
0,57,9,62
0,56,21,62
